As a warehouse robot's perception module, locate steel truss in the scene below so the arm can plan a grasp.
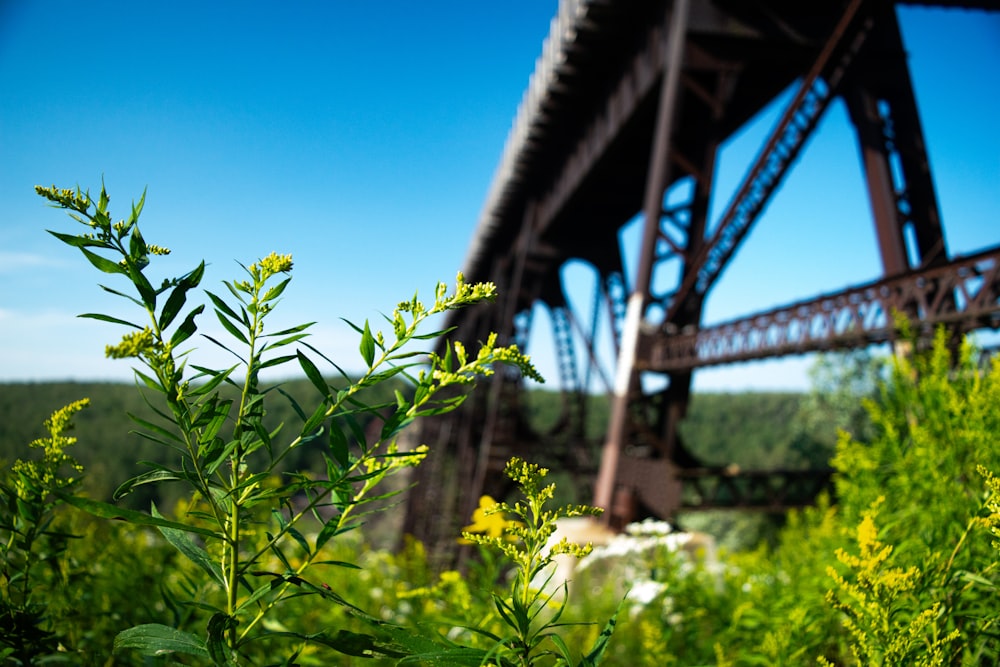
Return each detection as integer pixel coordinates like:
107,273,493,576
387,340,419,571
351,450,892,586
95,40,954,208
404,0,1000,549
647,245,1000,371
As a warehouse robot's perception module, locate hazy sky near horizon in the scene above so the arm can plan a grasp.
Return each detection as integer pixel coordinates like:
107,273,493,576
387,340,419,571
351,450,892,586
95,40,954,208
1,2,998,392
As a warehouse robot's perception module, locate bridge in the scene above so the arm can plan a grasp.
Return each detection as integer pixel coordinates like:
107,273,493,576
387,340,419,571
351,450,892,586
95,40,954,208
402,0,1000,546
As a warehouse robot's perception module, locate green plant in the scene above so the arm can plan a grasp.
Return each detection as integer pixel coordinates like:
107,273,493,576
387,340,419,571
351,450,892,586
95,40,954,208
36,182,541,664
0,399,88,664
460,457,619,666
821,500,959,666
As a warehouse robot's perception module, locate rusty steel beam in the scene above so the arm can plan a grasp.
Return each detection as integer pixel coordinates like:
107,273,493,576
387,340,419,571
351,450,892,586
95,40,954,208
666,0,873,322
645,244,1000,372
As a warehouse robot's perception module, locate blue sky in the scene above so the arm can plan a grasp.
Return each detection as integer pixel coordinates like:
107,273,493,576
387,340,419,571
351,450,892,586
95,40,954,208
1,2,998,392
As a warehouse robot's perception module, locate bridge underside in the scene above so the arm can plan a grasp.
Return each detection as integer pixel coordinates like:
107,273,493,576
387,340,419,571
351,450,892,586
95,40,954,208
403,0,1000,549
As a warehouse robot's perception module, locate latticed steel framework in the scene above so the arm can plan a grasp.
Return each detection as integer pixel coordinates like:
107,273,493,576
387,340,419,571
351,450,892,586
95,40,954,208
402,0,1000,544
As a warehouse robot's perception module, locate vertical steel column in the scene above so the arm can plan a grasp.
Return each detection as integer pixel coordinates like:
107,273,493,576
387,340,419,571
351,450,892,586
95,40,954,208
848,89,910,275
845,4,947,276
593,0,690,516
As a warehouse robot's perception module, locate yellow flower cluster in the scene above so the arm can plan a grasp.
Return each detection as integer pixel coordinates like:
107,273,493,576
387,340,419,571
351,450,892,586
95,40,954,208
251,252,293,281
105,327,157,359
13,399,89,497
979,465,1000,549
34,184,90,213
824,501,959,665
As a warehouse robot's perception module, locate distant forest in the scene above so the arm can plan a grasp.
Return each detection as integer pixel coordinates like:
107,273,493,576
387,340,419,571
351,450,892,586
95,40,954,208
1,378,853,512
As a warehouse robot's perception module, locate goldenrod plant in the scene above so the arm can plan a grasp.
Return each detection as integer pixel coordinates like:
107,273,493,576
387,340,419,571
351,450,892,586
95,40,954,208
1,400,88,663
461,458,619,667
36,182,541,664
821,501,959,666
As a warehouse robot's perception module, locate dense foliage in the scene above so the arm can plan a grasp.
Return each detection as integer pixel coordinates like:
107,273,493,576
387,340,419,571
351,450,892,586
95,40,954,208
3,179,998,665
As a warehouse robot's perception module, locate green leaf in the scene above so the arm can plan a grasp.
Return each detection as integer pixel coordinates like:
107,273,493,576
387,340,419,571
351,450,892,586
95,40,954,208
160,262,205,330
297,350,329,398
132,368,167,393
204,439,240,477
380,407,413,441
205,290,241,322
287,524,311,557
47,229,108,249
169,305,205,348
328,422,350,468
215,309,250,345
194,397,232,443
314,511,344,552
127,412,183,444
127,261,157,309
267,535,294,571
259,353,298,369
54,491,217,538
202,335,248,364
261,276,291,303
206,612,236,665
301,402,327,438
267,322,314,337
187,364,238,397
578,597,624,667
80,248,128,275
114,624,209,658
78,312,143,329
152,504,225,587
129,225,147,261
548,633,573,662
360,320,376,367
114,469,183,500
266,333,310,349
397,648,495,666
129,188,147,225
99,283,145,308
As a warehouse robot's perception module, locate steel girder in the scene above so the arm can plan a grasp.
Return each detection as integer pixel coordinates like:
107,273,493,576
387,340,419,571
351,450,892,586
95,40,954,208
404,0,1000,547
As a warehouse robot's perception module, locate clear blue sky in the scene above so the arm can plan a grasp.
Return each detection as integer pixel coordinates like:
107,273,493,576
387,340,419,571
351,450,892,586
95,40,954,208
1,2,998,391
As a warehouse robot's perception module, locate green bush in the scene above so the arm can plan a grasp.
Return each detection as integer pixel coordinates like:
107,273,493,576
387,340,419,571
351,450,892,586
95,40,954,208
6,179,999,665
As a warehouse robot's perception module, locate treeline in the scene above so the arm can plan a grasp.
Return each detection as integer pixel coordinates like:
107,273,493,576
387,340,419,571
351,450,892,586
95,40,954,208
2,376,861,510
0,377,405,509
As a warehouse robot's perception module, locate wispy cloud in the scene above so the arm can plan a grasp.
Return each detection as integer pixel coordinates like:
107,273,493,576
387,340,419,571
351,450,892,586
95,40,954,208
0,251,69,273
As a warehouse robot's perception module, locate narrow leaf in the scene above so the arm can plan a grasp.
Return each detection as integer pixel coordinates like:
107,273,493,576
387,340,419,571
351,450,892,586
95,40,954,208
129,188,147,224
114,624,209,658
127,412,183,444
152,504,224,587
99,283,145,308
78,312,143,329
201,334,248,363
297,350,329,398
55,492,217,538
47,229,107,248
127,262,157,310
206,612,236,665
205,290,241,321
160,263,204,330
168,304,206,348
328,423,349,468
578,597,625,667
267,322,314,337
359,320,375,367
187,363,238,397
215,309,249,345
260,276,291,303
114,469,183,500
259,353,297,369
